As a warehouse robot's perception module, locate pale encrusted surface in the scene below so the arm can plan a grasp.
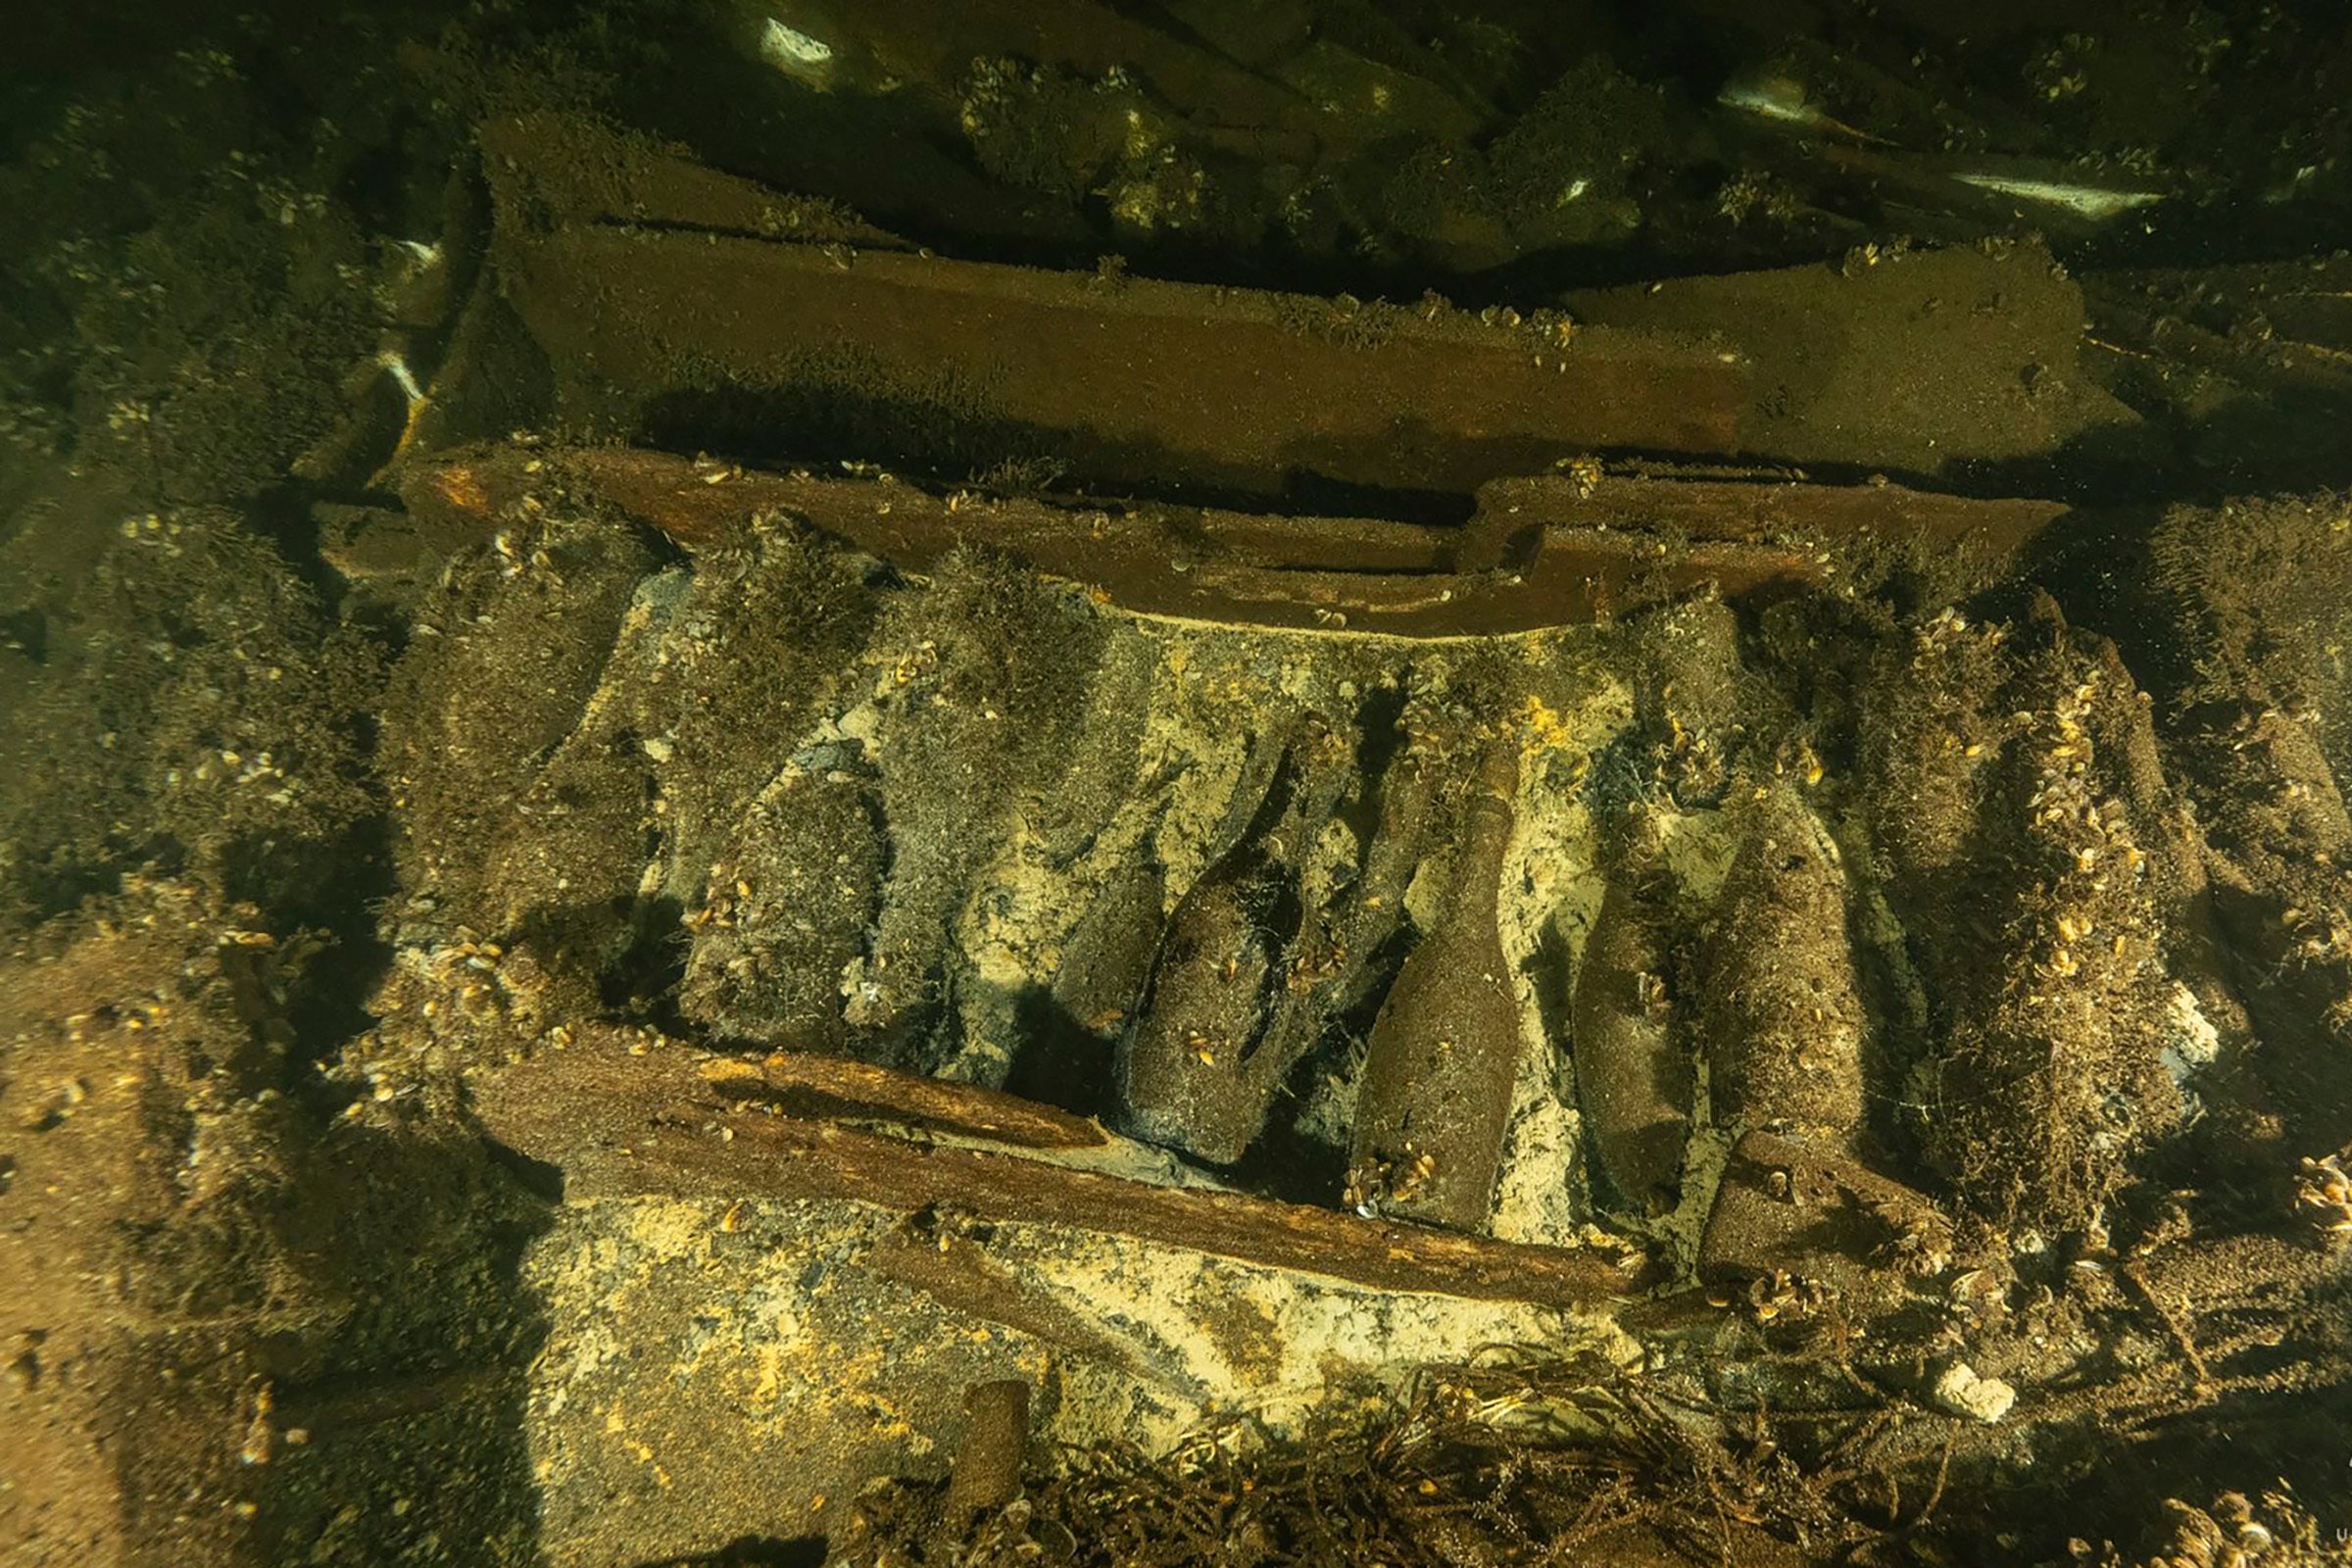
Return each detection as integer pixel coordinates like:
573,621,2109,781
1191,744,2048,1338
521,1195,1632,1567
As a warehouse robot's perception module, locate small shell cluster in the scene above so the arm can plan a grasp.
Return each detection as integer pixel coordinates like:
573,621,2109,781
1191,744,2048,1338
1706,1267,1825,1325
1342,1142,1438,1220
2136,1492,2278,1568
2292,1152,2352,1241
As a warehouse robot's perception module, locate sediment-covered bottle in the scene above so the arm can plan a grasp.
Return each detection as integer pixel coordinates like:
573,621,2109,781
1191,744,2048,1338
1699,786,1867,1146
1114,820,1280,1157
1115,718,1349,1162
1570,830,1692,1215
1050,852,1168,1043
1347,736,1525,1231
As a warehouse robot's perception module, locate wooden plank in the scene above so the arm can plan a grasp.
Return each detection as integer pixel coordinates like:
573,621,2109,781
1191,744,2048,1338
479,112,910,248
405,443,2071,635
472,1031,1653,1308
1477,473,2066,561
399,444,1824,635
491,217,1746,497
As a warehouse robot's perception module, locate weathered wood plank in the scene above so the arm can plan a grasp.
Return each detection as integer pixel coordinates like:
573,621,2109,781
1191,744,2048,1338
485,145,1748,496
471,1032,1653,1307
1477,472,2066,560
400,445,1825,634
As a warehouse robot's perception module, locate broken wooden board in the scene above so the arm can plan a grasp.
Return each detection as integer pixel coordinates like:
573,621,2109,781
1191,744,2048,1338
401,443,2063,635
481,119,1747,498
498,227,1746,496
477,111,910,249
470,1029,1653,1308
1562,242,2146,476
474,114,2144,495
400,443,1813,632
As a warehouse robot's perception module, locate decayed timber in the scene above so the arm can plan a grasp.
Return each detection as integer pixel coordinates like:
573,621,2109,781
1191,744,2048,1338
470,1029,1651,1307
1476,472,2068,562
498,223,1746,495
481,118,1745,497
403,444,2061,635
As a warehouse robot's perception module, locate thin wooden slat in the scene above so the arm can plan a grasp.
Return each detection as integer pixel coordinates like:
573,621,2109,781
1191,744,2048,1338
701,1052,1107,1151
399,445,1827,635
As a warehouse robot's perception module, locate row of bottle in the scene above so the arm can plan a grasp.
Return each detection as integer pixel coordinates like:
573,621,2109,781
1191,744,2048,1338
1099,710,1870,1233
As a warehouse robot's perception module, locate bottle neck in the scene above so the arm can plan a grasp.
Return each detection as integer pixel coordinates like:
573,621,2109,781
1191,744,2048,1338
1446,787,1514,926
1465,739,1520,866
